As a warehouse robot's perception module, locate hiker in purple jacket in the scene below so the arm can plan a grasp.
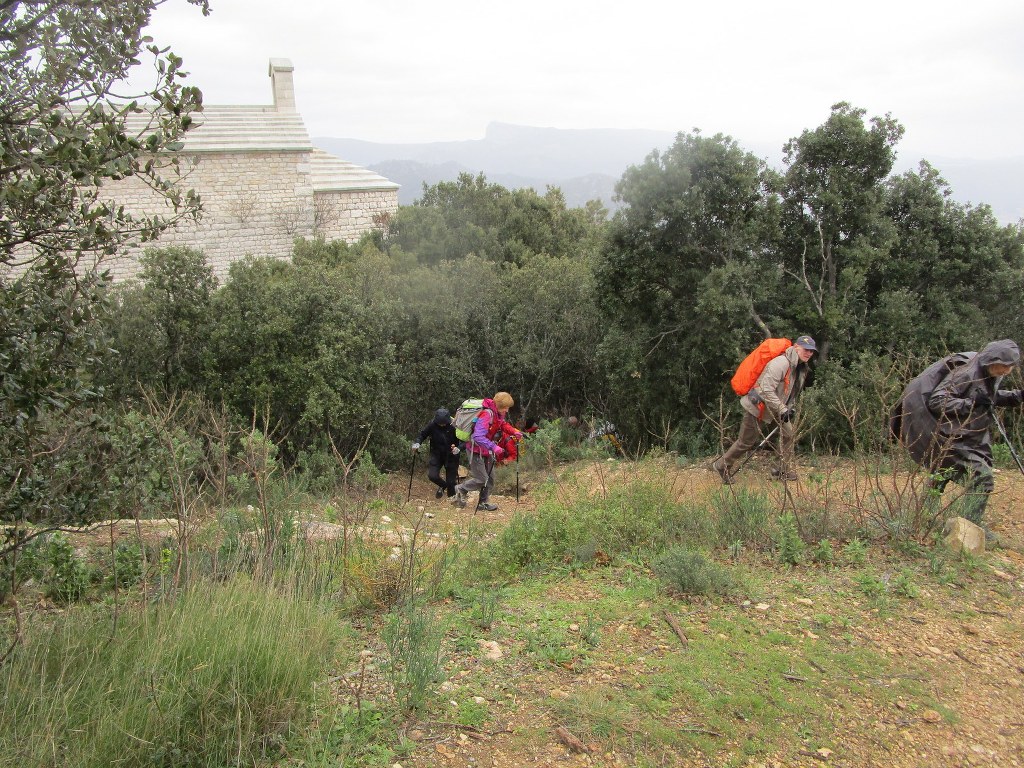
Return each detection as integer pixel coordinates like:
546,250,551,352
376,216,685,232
452,392,518,512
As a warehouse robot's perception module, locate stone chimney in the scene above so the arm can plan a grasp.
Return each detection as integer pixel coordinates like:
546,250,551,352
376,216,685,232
268,58,296,111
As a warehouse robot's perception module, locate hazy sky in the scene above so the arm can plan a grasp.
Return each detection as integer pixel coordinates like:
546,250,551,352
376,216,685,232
135,0,1024,159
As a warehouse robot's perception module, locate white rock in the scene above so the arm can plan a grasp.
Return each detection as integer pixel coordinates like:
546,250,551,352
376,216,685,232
943,516,985,555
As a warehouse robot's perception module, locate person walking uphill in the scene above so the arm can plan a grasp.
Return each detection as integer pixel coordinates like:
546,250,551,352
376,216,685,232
452,392,521,512
713,335,817,484
891,339,1024,541
412,408,461,499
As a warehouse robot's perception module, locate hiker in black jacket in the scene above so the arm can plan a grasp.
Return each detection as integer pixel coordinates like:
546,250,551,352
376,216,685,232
413,408,461,499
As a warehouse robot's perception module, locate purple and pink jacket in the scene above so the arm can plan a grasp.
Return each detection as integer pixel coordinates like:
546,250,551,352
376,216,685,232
468,398,504,456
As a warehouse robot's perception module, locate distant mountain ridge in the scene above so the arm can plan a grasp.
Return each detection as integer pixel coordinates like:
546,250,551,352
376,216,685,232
313,123,1023,223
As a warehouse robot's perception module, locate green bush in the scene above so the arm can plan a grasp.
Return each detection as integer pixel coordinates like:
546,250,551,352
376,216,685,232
774,512,805,567
479,480,678,576
652,545,736,597
708,488,775,549
104,543,144,589
810,539,835,566
842,538,869,565
41,533,90,603
0,577,339,768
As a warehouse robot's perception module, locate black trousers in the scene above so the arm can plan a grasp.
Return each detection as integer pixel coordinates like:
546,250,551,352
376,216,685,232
426,450,460,495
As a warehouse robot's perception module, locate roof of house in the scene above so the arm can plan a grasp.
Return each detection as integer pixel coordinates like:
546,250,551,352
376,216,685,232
123,59,398,193
309,149,399,192
177,105,314,153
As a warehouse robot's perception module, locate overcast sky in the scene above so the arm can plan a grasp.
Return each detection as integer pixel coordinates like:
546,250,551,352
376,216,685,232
135,0,1024,160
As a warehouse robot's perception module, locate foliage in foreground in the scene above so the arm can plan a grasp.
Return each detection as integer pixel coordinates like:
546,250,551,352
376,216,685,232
0,577,339,768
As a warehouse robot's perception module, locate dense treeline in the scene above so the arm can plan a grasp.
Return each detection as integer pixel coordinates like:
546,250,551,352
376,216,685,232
90,104,1024,483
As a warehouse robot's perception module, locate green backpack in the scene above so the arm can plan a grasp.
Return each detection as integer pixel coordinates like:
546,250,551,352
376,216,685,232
453,398,486,442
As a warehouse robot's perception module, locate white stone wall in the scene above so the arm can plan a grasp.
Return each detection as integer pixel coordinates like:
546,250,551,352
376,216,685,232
97,151,398,282
314,188,399,243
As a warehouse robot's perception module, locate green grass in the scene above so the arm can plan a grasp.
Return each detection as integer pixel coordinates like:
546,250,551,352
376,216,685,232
0,577,341,768
447,555,956,767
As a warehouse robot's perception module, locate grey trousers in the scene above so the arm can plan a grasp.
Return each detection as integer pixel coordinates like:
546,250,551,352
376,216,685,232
456,452,494,503
719,411,794,471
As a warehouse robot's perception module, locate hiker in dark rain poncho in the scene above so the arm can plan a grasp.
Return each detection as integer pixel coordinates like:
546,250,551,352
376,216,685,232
891,339,1024,540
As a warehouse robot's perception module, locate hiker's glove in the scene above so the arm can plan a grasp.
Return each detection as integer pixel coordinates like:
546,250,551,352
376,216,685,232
779,408,795,423
451,445,460,455
493,446,505,459
973,392,993,411
411,442,420,452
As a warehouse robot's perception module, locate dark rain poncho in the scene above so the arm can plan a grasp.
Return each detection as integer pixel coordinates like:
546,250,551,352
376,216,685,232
892,339,1024,471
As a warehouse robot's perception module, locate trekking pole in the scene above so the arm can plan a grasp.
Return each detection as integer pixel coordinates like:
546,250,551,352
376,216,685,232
512,450,520,505
406,450,417,502
732,426,780,475
991,411,1024,476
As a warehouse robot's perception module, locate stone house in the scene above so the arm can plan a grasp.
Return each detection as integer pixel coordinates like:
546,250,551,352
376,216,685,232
104,59,399,281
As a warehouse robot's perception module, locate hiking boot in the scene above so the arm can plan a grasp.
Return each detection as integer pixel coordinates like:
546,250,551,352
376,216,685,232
451,490,467,509
435,487,445,499
771,468,798,482
477,502,498,512
712,460,735,485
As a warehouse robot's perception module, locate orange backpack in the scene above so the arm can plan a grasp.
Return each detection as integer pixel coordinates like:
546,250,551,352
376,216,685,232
730,338,792,396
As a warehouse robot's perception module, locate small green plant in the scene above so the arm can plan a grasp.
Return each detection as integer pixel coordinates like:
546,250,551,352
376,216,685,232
891,568,920,599
350,452,388,493
854,571,887,598
105,543,144,589
811,539,835,566
581,613,602,648
652,545,735,597
775,512,805,567
711,488,774,549
524,624,578,668
992,441,1012,469
842,538,868,565
456,698,488,728
467,585,503,630
41,533,90,603
381,602,445,713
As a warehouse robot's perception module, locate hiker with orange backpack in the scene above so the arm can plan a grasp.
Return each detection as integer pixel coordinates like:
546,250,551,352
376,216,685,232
713,335,817,484
452,392,522,512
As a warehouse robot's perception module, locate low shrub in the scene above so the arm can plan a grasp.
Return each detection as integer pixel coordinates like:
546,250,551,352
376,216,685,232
652,545,736,597
774,512,805,567
478,480,678,576
381,602,445,713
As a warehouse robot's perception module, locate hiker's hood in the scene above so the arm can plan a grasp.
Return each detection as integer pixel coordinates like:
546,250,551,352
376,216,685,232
978,339,1020,369
481,397,496,412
